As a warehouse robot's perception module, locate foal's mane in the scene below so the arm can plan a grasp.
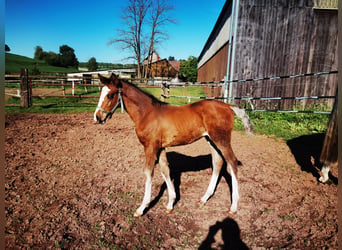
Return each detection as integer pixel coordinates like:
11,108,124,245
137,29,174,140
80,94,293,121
122,79,168,106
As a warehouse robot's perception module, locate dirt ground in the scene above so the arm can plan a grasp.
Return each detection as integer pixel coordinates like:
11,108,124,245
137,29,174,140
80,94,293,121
5,112,338,249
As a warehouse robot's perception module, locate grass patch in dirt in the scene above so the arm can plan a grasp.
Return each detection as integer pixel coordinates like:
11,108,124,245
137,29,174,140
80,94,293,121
234,111,328,140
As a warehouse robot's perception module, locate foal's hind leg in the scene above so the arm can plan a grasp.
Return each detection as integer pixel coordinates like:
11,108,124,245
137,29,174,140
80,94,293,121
223,145,239,214
159,149,176,213
200,143,223,204
319,164,330,183
206,134,240,214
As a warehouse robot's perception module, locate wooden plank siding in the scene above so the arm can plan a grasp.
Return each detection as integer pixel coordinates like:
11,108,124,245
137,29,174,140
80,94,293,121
197,43,229,82
232,1,338,109
141,59,178,78
197,1,338,110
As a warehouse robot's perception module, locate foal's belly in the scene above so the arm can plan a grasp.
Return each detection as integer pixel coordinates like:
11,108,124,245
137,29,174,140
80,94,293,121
160,119,205,147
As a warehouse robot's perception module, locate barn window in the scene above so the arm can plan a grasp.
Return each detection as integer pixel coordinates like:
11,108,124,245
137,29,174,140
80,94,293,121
313,0,338,9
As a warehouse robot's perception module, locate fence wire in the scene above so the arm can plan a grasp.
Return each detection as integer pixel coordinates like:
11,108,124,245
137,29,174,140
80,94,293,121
5,70,337,114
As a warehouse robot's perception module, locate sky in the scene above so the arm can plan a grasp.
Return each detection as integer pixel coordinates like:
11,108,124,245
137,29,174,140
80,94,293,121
5,0,226,64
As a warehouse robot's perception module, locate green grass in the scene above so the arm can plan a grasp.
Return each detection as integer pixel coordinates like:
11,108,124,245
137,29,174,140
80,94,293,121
5,53,78,74
234,111,328,140
142,85,207,105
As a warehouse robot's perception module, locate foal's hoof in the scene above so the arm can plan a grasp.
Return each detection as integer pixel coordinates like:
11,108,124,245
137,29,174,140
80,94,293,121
134,211,143,217
165,208,173,214
228,209,237,215
319,176,329,183
199,200,206,208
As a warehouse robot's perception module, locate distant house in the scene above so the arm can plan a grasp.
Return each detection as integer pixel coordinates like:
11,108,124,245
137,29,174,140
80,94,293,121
197,0,338,108
142,52,179,80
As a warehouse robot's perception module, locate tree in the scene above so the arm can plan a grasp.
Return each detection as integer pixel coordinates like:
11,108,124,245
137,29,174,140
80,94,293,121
109,0,174,79
109,0,150,79
34,45,79,68
59,45,79,68
179,56,198,82
143,0,175,78
5,44,10,52
87,57,98,71
34,46,43,60
44,51,60,66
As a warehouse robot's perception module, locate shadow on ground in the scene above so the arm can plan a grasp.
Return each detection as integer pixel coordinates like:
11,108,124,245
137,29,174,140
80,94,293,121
287,133,338,185
199,217,249,249
148,152,213,212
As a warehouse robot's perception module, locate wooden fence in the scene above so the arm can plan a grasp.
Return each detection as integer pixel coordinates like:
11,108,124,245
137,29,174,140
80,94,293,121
5,69,336,114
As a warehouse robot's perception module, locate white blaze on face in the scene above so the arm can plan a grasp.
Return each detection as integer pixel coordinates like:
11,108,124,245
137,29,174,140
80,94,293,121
94,86,110,122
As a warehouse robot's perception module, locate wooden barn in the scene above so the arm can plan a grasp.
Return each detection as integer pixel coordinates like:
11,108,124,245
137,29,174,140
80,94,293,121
141,52,179,81
197,0,338,109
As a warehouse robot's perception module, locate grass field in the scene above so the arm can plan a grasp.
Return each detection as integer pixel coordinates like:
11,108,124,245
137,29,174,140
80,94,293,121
5,53,79,74
5,85,206,112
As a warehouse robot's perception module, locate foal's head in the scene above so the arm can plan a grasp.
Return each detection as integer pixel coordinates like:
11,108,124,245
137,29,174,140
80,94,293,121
94,73,123,124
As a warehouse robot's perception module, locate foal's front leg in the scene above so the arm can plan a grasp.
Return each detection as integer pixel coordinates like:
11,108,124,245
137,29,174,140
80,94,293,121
134,168,153,217
134,146,157,217
159,149,176,213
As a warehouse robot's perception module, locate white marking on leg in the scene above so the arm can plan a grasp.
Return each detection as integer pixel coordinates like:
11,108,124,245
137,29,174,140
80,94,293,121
94,86,110,122
161,173,176,211
201,144,222,203
159,150,176,212
135,170,152,216
319,164,330,183
229,164,239,213
202,132,209,137
201,172,219,203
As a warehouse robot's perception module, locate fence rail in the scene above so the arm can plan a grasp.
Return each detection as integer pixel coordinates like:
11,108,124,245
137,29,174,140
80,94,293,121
5,69,337,114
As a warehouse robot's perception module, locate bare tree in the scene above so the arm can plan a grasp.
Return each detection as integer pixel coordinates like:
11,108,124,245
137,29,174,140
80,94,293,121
108,0,150,79
109,0,174,79
144,0,175,78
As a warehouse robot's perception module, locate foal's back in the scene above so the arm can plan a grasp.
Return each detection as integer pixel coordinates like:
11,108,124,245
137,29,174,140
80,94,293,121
153,99,235,148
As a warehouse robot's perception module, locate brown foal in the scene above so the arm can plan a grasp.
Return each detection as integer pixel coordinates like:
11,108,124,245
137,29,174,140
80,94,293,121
94,74,253,217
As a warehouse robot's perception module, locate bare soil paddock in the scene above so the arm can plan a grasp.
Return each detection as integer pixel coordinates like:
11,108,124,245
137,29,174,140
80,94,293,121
5,113,338,249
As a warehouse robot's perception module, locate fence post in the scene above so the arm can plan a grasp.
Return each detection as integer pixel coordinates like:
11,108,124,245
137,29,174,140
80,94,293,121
20,68,31,108
320,87,338,164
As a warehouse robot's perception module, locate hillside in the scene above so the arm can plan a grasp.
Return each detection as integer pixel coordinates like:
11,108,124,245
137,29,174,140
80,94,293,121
5,53,137,74
5,53,79,74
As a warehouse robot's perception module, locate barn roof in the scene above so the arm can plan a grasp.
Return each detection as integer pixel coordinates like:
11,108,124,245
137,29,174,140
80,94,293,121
197,0,232,69
169,61,180,71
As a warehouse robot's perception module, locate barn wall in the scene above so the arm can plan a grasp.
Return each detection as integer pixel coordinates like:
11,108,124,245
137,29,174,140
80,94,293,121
232,1,338,109
197,43,229,82
197,0,337,109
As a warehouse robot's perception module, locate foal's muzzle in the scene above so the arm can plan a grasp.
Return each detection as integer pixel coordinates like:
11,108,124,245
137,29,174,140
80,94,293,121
94,109,109,124
96,115,104,124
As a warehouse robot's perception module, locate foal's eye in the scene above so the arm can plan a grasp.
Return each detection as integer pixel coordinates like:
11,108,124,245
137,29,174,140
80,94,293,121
107,93,114,100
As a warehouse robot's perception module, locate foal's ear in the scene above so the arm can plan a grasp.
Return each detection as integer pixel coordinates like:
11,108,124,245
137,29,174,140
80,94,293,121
110,73,123,88
98,74,111,85
110,73,118,81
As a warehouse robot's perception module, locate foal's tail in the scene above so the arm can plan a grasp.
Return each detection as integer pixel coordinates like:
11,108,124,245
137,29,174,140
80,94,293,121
231,106,254,135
